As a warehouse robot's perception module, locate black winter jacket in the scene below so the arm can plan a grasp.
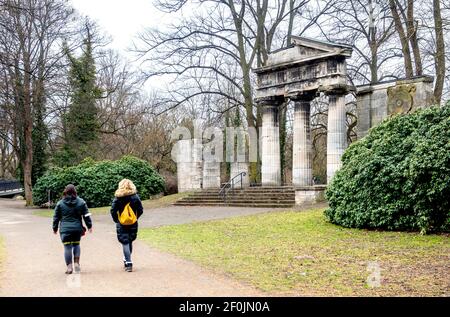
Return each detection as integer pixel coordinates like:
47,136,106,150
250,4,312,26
110,194,143,244
53,196,93,236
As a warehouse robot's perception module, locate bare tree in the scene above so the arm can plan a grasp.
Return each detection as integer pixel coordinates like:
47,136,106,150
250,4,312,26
324,0,400,84
433,0,445,103
406,0,448,103
0,0,75,204
388,0,422,78
96,50,145,137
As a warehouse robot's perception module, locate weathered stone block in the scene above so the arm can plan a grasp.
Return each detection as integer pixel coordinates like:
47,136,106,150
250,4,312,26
295,185,326,204
202,161,221,189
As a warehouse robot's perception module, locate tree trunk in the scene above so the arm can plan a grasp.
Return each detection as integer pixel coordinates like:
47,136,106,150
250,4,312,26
370,46,378,83
286,0,295,46
433,0,445,104
0,141,5,178
229,1,260,183
389,0,414,78
369,0,378,83
406,0,422,75
241,62,259,183
23,67,33,206
254,100,262,184
224,109,231,180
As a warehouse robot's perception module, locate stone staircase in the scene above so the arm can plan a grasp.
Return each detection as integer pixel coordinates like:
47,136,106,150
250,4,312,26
173,186,296,208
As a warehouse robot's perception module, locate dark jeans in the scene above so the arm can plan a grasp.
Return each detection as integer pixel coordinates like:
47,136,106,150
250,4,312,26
64,243,80,265
123,242,133,264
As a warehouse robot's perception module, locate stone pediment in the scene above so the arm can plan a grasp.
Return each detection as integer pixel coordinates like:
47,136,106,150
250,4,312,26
256,36,352,73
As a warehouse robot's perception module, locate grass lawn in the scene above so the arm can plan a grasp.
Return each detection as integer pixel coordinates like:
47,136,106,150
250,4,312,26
139,208,450,296
141,192,190,209
32,192,190,217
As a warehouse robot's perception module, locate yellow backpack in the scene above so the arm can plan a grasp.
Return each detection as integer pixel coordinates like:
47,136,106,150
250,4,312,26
118,202,137,225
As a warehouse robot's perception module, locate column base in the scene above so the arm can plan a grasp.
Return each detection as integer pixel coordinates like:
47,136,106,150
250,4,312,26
295,185,327,205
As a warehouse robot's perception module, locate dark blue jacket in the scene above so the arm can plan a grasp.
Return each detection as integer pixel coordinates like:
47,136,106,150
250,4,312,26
53,196,93,235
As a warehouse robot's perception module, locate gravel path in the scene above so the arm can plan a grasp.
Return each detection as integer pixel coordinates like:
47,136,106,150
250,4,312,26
0,199,274,297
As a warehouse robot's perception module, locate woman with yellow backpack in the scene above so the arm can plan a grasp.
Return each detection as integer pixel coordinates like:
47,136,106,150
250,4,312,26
110,179,143,272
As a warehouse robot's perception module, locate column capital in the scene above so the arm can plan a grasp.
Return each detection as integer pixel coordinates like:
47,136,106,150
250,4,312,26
321,84,355,96
255,96,285,107
289,91,317,103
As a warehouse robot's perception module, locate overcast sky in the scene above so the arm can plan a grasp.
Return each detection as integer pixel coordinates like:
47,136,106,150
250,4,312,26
70,0,166,55
69,0,190,91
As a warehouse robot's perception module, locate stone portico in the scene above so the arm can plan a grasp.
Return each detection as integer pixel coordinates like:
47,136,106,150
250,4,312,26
254,36,353,202
176,36,355,205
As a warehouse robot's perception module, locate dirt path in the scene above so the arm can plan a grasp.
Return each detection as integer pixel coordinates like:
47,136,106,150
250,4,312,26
0,199,265,297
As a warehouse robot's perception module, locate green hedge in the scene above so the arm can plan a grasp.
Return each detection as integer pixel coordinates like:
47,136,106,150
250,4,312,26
33,156,165,208
325,104,450,233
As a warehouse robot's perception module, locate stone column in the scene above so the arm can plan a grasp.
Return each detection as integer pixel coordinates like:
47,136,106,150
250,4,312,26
291,95,313,186
176,139,192,193
202,126,222,189
202,161,221,188
327,93,347,183
260,98,283,186
190,138,203,189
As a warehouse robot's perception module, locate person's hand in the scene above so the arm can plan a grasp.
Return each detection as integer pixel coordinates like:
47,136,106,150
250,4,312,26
88,228,93,234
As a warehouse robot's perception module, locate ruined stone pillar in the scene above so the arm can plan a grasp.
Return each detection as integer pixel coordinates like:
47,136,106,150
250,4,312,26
202,161,221,188
327,93,347,183
291,95,314,186
176,139,192,193
202,127,223,189
260,98,283,186
190,138,203,189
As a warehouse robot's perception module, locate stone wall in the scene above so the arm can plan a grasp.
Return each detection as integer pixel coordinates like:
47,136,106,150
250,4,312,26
356,76,434,139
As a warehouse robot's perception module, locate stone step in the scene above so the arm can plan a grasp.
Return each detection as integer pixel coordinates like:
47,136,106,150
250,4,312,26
178,199,295,204
196,189,295,195
201,186,295,192
195,190,295,195
242,187,295,190
173,202,294,208
179,197,295,202
175,186,298,208
210,186,294,190
187,193,295,198
182,196,295,201
175,196,295,202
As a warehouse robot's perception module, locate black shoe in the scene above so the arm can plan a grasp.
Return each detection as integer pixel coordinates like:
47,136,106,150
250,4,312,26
125,263,133,272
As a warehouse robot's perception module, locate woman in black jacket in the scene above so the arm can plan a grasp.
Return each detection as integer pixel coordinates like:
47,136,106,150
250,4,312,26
110,179,143,272
53,184,93,274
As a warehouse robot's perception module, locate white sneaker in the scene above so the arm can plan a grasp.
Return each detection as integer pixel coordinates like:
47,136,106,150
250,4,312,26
65,264,73,274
